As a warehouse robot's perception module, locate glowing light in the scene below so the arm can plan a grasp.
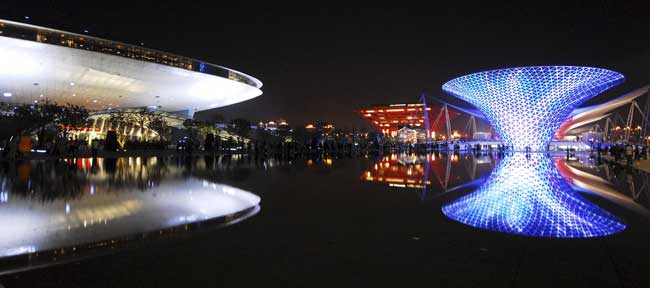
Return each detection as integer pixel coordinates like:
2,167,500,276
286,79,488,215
442,66,624,151
442,154,626,238
0,27,262,112
0,179,260,257
3,92,11,97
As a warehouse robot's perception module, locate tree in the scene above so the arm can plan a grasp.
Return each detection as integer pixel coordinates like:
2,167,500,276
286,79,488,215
57,103,90,137
11,100,60,146
132,109,155,142
230,118,251,138
147,113,170,141
0,101,89,149
10,101,89,139
109,109,134,149
196,120,216,136
291,125,308,145
183,118,198,139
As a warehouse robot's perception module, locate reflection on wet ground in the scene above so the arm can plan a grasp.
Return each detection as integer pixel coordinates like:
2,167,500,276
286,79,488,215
361,152,496,200
0,156,260,273
443,153,625,238
364,152,635,238
559,154,650,214
1,152,650,286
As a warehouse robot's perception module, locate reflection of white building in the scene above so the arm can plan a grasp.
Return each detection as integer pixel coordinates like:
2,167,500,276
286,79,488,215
0,19,263,118
0,177,260,257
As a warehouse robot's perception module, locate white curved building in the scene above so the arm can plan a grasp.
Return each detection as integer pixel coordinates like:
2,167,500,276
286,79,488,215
0,19,263,117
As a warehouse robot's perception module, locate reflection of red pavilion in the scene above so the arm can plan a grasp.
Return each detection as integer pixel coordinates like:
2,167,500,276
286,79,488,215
361,154,432,189
361,153,496,191
361,154,459,189
354,103,460,138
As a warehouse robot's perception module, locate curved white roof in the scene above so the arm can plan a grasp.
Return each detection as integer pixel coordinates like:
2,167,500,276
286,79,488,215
0,20,263,112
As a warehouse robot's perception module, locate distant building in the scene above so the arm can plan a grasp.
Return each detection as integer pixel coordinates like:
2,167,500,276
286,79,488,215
354,103,460,141
605,125,643,143
397,127,418,143
473,132,492,141
258,119,289,131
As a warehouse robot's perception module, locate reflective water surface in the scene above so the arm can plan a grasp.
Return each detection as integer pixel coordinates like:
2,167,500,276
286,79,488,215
442,153,625,238
0,157,260,273
1,152,649,280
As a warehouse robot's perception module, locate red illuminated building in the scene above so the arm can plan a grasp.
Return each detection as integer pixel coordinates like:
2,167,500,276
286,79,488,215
355,103,460,139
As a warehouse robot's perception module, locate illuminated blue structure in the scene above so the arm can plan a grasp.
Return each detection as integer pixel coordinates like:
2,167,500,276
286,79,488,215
442,66,624,151
442,154,626,238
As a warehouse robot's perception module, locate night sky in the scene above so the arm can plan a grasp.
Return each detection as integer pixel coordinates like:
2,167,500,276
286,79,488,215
2,1,649,131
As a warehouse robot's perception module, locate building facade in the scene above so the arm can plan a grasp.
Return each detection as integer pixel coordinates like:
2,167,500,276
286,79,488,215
354,103,460,141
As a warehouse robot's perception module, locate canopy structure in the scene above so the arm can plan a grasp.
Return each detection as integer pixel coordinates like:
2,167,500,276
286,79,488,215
442,66,624,150
0,19,262,117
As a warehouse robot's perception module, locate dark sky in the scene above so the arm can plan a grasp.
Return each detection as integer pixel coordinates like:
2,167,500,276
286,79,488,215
2,1,649,131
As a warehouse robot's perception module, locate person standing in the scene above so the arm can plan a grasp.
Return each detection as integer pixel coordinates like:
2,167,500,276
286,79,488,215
91,140,99,158
625,144,634,166
18,135,32,158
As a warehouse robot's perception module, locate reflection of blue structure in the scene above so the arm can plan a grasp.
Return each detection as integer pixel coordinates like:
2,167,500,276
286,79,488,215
442,66,624,151
442,154,625,238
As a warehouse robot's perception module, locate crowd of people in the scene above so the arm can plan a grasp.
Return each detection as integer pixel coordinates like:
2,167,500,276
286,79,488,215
0,134,96,160
595,143,649,166
3,131,650,171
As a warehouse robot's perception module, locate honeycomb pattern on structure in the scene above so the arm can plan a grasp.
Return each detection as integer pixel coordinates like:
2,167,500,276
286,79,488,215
442,66,624,151
442,154,626,238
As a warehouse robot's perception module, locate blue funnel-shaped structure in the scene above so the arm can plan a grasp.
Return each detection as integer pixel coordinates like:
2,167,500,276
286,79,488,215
442,66,624,151
442,154,625,238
